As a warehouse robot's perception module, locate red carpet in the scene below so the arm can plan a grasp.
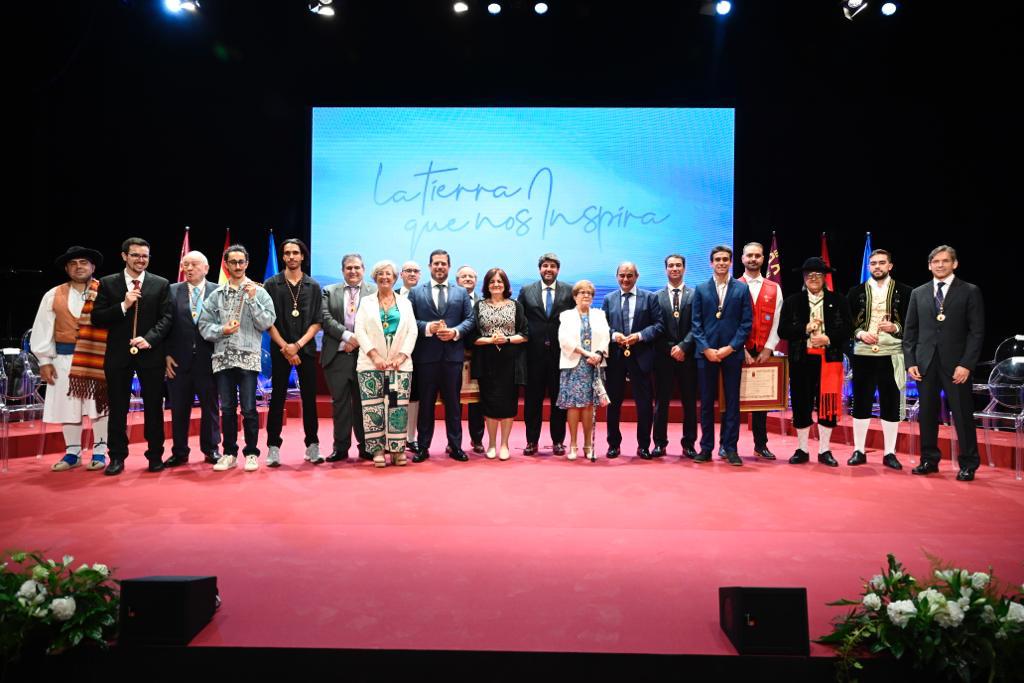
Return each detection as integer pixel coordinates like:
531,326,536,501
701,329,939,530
2,417,1022,657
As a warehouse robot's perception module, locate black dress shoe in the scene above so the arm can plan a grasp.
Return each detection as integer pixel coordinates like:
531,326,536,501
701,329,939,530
204,452,220,465
146,459,165,473
817,451,839,467
693,450,712,463
847,450,867,466
325,451,349,463
552,443,566,456
788,449,810,464
636,447,652,460
358,450,373,461
753,447,776,461
651,445,667,458
104,459,125,476
471,442,485,454
912,461,939,475
606,447,620,459
718,446,727,459
723,451,743,467
406,441,419,453
163,455,189,468
956,467,976,482
882,453,902,470
523,442,539,456
448,448,469,462
681,446,698,459
412,449,430,463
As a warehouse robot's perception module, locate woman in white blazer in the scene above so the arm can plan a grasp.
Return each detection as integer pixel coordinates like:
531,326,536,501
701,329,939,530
556,280,610,461
354,260,418,467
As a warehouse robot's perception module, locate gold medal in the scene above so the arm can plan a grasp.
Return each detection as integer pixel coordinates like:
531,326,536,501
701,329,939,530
191,312,197,319
673,311,680,318
937,313,946,322
291,308,300,318
230,320,239,327
129,346,139,355
871,345,880,353
583,338,591,345
715,311,722,319
623,348,631,357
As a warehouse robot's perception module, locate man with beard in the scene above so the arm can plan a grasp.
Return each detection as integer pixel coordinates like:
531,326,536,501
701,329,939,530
846,249,912,470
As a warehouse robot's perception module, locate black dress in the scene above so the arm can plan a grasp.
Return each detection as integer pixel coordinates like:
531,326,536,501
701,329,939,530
472,299,528,418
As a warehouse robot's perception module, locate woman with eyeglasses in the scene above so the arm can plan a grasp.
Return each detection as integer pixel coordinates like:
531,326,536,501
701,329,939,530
556,280,610,461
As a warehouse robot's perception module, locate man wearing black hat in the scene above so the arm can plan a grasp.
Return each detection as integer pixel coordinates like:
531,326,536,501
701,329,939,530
91,237,174,475
778,257,853,466
30,247,110,472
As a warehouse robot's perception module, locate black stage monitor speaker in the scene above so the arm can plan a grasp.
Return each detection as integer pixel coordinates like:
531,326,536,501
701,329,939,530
719,586,809,656
119,576,218,646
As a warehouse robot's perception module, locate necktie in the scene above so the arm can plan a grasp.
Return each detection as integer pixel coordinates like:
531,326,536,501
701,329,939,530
935,281,945,312
191,286,201,322
436,284,447,314
132,279,141,291
544,287,553,317
622,292,633,333
672,288,680,311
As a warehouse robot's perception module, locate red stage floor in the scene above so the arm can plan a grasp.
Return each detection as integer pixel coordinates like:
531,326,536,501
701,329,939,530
2,418,1022,657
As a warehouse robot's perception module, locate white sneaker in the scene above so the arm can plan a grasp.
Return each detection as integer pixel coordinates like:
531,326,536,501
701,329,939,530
213,455,237,471
244,455,259,472
267,446,281,468
305,443,323,464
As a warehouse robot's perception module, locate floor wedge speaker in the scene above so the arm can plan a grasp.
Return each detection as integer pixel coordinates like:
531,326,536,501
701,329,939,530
719,586,809,656
119,575,218,646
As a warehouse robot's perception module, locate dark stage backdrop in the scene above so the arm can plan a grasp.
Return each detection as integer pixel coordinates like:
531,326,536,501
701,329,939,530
23,1,1018,357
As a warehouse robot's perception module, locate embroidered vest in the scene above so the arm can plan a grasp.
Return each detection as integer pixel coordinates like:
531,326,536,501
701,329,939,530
52,283,80,344
744,278,778,350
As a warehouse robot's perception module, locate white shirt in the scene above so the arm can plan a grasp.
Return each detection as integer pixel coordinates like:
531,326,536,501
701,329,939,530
741,273,783,350
932,274,955,298
30,284,87,364
120,269,147,313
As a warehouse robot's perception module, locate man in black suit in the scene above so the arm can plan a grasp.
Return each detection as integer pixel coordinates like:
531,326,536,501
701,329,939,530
652,254,698,458
91,237,173,475
517,253,574,455
163,250,220,467
601,261,664,459
456,265,485,454
904,245,985,481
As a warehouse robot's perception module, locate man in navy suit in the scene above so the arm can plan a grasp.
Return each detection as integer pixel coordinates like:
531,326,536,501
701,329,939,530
653,254,698,458
601,262,663,459
163,250,221,467
690,245,752,466
408,249,476,462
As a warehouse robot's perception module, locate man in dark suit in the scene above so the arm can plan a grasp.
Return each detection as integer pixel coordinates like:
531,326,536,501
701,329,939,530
321,253,376,462
518,253,574,456
904,245,985,481
91,237,173,475
407,249,476,462
690,245,752,466
653,254,698,458
601,261,663,459
456,265,486,453
163,250,220,467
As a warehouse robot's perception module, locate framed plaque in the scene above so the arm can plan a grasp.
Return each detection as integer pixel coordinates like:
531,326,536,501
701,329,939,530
437,349,480,405
718,356,788,413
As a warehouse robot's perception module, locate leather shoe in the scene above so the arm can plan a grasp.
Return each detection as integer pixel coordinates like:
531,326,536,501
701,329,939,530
912,461,939,475
681,446,698,459
753,447,776,460
651,445,667,458
552,443,566,456
723,451,743,467
788,449,810,464
325,451,349,463
718,446,727,459
471,442,485,454
358,450,373,461
882,453,902,470
448,448,469,462
412,449,430,463
163,455,189,468
523,442,538,456
847,450,867,466
817,451,839,467
406,440,419,453
956,467,976,482
147,459,165,473
693,450,712,463
606,447,620,459
204,452,220,465
636,447,652,460
104,459,125,476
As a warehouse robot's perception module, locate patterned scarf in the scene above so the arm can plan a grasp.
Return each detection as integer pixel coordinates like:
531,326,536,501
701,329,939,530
67,278,109,414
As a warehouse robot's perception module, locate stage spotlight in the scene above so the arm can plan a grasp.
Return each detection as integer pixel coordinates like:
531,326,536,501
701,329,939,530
881,2,897,15
715,1,731,16
453,2,469,13
534,2,548,14
488,3,501,14
842,0,868,20
164,0,199,13
308,0,335,16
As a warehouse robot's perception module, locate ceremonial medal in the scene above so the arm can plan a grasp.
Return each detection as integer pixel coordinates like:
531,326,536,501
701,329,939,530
583,338,591,346
129,346,139,355
871,345,880,353
623,348,631,357
673,311,680,318
291,308,300,318
936,313,945,322
715,311,722,319
191,312,198,320
230,320,239,327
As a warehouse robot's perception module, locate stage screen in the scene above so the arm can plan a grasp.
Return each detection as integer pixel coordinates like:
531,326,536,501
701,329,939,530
311,107,734,297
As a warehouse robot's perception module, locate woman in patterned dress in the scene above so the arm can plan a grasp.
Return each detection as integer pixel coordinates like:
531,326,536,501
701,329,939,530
354,261,418,467
556,280,610,461
468,268,529,461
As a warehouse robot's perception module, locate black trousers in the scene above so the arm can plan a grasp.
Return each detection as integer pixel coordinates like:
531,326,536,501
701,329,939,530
790,355,838,429
105,363,166,462
917,357,979,469
266,351,320,448
323,351,365,455
467,402,485,443
605,357,653,450
523,349,567,445
851,353,901,421
168,366,220,458
744,346,770,449
652,352,698,448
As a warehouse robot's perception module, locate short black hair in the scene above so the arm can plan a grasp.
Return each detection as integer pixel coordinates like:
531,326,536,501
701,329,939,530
664,253,686,267
710,244,733,261
537,253,561,269
223,244,250,262
869,248,893,261
429,249,450,266
121,237,150,254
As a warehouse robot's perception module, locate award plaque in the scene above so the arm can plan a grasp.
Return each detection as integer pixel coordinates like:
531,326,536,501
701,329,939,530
437,349,480,405
718,356,789,413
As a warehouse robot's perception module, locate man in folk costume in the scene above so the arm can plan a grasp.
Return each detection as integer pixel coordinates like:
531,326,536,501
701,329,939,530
738,242,784,460
778,257,853,466
30,246,110,471
845,248,912,469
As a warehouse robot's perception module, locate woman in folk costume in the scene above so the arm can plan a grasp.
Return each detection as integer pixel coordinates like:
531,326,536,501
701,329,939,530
778,257,853,466
30,246,110,471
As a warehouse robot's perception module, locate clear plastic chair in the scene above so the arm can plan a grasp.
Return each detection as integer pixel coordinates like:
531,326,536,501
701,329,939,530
1,332,48,473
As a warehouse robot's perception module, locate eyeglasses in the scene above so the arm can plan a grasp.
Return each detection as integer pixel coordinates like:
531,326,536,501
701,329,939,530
127,253,149,259
402,268,420,273
225,259,248,266
576,291,595,297
805,272,824,280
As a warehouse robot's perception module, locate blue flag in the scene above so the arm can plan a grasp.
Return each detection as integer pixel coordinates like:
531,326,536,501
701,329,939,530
260,232,280,385
859,232,873,283
264,231,279,281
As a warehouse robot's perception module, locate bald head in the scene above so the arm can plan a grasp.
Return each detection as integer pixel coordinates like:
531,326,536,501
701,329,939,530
181,250,210,285
400,260,421,289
